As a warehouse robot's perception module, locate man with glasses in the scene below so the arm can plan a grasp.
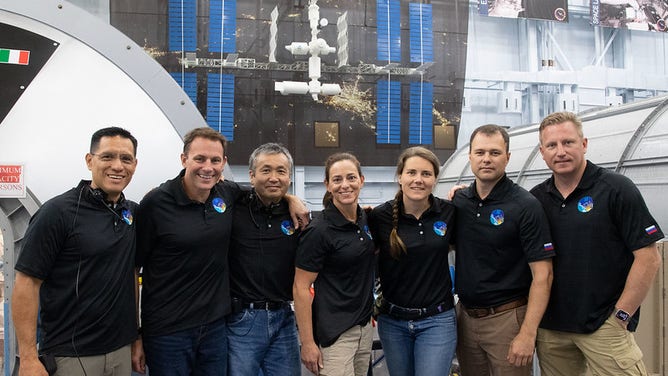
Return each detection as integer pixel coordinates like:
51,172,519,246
13,127,140,376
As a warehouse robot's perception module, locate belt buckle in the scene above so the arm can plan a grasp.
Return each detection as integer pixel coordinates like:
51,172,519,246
477,308,491,318
249,301,267,310
469,307,490,318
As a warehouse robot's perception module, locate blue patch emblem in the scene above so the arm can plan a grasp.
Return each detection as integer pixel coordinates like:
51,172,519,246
121,209,133,225
433,221,447,236
281,220,295,235
364,225,373,240
212,197,226,213
577,196,593,213
490,209,504,226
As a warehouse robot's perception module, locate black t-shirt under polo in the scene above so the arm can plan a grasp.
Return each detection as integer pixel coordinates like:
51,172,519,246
296,204,375,347
16,180,138,356
136,171,242,336
531,161,664,333
453,175,555,308
369,195,455,309
229,190,299,302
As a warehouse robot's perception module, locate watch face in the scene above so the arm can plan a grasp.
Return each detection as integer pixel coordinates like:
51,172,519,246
615,309,630,322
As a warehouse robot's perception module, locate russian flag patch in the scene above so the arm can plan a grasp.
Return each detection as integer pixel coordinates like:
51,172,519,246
544,243,554,251
645,225,658,235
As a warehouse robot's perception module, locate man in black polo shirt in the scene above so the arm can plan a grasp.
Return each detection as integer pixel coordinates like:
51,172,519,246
531,112,663,375
452,124,554,375
134,127,241,375
133,130,308,375
227,143,300,376
13,127,139,376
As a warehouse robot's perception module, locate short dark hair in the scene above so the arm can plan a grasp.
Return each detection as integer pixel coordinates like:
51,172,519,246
249,143,294,173
469,124,510,153
90,127,138,155
183,127,227,156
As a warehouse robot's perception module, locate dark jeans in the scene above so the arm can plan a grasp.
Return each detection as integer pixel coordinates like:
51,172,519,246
226,305,300,376
143,318,228,376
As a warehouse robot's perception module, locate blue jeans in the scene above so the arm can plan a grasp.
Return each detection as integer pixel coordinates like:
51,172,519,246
377,308,457,376
226,305,300,376
143,318,228,376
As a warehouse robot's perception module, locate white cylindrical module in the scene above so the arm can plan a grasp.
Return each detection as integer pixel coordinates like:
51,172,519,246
309,78,321,96
275,81,309,95
309,56,321,80
314,39,336,56
285,42,309,55
308,3,319,30
320,83,341,96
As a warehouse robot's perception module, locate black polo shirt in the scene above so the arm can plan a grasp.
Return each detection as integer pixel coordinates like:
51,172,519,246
368,195,455,309
296,204,375,347
531,161,664,333
16,180,138,356
136,171,242,336
229,190,299,302
452,175,555,308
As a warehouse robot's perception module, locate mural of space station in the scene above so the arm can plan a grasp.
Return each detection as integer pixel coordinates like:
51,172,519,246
109,0,469,166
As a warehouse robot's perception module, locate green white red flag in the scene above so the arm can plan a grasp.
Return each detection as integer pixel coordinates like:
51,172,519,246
0,48,30,65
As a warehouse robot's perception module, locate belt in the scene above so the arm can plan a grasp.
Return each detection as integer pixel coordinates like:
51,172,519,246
463,297,528,319
243,300,290,310
232,297,290,312
382,300,452,321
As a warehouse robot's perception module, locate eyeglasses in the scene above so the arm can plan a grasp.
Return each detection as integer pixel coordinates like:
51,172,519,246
92,153,136,165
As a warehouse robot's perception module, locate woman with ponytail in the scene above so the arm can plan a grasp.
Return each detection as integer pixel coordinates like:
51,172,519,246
368,147,457,376
293,153,375,376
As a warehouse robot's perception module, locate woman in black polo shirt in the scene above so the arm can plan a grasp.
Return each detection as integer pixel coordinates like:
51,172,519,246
368,147,457,376
294,152,375,376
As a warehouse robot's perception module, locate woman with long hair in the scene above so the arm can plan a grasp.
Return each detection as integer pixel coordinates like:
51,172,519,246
293,152,375,376
368,146,457,376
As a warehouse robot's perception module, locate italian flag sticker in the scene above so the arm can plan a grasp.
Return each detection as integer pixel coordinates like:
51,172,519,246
0,48,30,65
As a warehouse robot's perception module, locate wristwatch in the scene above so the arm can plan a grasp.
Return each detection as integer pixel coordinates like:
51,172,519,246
615,308,631,322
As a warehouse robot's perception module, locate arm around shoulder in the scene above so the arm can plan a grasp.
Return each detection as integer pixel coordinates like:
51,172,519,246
285,194,310,229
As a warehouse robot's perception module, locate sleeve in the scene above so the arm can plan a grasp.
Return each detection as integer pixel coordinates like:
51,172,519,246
449,195,462,247
442,200,457,247
519,197,555,262
367,207,381,249
295,221,330,273
14,201,68,280
135,193,157,268
609,175,664,251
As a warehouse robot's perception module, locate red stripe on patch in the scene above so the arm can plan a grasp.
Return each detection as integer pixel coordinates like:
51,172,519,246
18,50,30,65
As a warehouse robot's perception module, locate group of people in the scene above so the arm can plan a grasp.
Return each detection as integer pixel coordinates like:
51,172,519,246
11,110,664,376
12,127,308,376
